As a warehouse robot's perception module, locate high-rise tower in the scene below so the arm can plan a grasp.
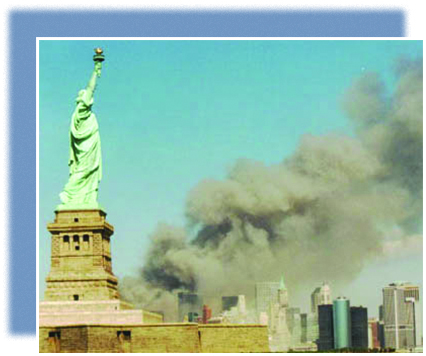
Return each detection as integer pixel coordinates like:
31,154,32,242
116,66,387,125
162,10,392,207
350,306,368,349
311,282,332,314
255,281,280,320
382,282,419,350
269,275,291,352
317,304,334,351
333,297,351,349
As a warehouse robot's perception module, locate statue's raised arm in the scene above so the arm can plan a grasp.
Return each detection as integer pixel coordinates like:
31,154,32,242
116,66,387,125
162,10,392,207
57,48,105,211
76,49,104,111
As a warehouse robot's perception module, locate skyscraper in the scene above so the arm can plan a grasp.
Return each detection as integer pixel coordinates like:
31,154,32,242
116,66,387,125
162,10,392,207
300,313,319,345
311,282,332,314
317,304,334,351
286,306,301,336
333,297,351,349
255,281,280,320
301,313,308,343
382,282,419,350
350,306,368,349
269,276,291,352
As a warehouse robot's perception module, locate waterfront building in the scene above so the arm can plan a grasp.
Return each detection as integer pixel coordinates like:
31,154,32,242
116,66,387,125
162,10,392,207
317,304,334,351
382,282,419,350
350,306,368,349
333,297,351,349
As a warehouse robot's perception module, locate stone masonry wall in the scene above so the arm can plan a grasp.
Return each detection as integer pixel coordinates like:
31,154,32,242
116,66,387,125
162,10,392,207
39,326,88,353
87,324,200,353
39,323,269,353
199,324,270,353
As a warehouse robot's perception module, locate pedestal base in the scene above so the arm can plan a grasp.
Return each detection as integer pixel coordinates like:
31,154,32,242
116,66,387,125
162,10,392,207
45,209,118,301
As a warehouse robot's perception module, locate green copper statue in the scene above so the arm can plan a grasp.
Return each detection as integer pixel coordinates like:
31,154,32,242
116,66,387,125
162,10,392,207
57,48,105,210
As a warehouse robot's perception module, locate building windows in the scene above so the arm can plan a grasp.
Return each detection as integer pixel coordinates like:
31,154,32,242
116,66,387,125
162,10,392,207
73,294,79,301
62,234,91,252
73,235,80,250
83,234,90,250
63,235,70,251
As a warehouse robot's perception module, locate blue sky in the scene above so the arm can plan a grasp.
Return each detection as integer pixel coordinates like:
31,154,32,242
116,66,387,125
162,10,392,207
39,40,422,318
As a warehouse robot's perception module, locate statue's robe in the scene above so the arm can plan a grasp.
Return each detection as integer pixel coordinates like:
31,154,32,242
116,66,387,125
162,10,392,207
59,89,102,206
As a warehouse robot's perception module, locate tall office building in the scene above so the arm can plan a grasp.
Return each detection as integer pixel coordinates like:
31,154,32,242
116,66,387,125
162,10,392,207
311,282,332,314
301,313,308,343
333,297,351,349
403,284,421,347
286,307,301,336
317,304,334,351
269,276,291,352
350,306,368,349
290,313,302,347
382,282,419,350
255,281,280,321
300,313,319,344
177,292,203,322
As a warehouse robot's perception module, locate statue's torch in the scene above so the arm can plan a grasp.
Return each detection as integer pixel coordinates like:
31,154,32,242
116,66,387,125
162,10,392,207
93,47,105,77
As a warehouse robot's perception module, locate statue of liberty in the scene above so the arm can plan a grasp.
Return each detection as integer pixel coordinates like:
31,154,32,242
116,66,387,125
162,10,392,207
57,48,105,210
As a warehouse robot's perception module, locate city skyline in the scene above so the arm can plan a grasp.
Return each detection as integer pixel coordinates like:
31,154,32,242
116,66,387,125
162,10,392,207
39,40,422,325
174,279,421,351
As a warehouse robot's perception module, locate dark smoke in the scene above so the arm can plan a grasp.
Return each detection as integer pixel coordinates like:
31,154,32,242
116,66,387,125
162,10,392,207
119,57,422,320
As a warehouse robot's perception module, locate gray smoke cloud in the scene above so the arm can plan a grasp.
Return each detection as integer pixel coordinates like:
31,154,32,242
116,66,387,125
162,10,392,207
119,57,422,320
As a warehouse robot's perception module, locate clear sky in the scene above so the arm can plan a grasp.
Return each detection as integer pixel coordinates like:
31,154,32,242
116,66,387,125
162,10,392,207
39,40,422,321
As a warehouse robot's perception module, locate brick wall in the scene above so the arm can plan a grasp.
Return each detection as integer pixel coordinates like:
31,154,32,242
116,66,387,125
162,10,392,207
199,324,269,353
40,326,88,353
87,324,200,353
39,323,269,353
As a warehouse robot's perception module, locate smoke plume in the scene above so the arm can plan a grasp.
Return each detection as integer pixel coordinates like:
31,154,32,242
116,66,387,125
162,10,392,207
119,57,422,320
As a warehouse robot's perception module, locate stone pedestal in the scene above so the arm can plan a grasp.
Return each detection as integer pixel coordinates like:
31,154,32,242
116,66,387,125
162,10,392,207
41,209,163,327
44,209,119,302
